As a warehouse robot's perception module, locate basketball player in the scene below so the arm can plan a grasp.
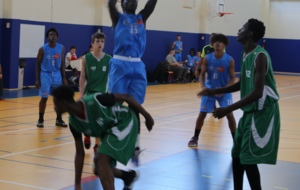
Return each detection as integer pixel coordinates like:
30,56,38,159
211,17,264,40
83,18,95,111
188,34,236,147
52,85,154,190
79,32,111,153
108,0,157,166
184,48,196,81
195,33,226,78
35,27,67,128
200,19,280,190
193,51,201,81
172,35,183,62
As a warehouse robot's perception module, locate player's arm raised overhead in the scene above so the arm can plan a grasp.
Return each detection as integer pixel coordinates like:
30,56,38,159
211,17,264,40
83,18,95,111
114,94,154,132
139,0,158,25
69,125,85,190
108,0,120,29
213,53,267,119
60,46,67,84
35,47,44,89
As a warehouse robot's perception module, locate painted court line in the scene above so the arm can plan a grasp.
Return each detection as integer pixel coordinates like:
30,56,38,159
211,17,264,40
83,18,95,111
0,142,73,158
0,124,56,135
0,179,53,190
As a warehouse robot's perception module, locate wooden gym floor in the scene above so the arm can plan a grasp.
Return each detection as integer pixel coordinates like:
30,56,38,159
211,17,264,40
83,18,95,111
0,73,300,190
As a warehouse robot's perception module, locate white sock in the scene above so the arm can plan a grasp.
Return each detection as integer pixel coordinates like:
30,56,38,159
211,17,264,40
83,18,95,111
135,134,140,148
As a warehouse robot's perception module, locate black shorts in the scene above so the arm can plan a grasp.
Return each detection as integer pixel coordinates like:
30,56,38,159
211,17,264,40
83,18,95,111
66,65,76,72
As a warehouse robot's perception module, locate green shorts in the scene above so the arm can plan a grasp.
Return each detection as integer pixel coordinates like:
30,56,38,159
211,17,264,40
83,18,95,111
232,102,280,165
97,110,138,167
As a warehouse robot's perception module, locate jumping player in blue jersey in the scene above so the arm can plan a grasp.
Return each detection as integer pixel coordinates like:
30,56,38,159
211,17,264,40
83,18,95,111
108,0,157,166
172,35,183,62
188,34,237,147
35,28,68,128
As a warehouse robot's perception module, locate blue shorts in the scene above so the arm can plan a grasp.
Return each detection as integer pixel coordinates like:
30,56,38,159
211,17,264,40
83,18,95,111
200,93,233,113
39,71,62,98
109,58,147,104
174,53,182,62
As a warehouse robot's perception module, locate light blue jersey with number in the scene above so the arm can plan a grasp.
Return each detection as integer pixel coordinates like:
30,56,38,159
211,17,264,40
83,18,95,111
186,55,196,70
205,53,232,90
41,43,63,72
112,13,146,58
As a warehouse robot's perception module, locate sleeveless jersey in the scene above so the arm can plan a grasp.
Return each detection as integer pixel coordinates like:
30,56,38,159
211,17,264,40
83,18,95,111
174,41,182,54
240,46,279,112
84,53,111,94
69,94,135,139
112,13,146,58
186,55,196,70
41,43,63,72
205,53,232,90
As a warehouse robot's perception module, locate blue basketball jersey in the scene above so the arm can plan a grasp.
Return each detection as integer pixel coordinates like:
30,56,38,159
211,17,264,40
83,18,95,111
195,56,201,68
41,43,63,72
205,53,232,90
112,13,146,58
174,41,182,54
186,55,196,70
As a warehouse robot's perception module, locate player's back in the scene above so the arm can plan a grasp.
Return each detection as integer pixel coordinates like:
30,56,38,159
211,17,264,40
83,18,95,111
41,43,62,72
112,13,146,58
69,94,136,139
205,53,232,89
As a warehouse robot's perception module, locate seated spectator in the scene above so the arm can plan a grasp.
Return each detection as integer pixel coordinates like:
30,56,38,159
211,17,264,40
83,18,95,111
80,45,94,58
65,46,79,84
0,63,4,101
165,49,188,83
184,48,197,82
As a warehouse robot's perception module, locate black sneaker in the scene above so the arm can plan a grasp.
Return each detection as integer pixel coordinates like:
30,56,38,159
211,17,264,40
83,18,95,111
37,120,44,128
56,119,68,127
123,170,140,190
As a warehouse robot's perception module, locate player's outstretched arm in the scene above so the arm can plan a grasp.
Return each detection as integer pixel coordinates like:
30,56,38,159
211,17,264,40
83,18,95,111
69,125,85,190
213,53,267,119
114,94,154,132
140,0,157,24
108,0,119,29
35,47,44,89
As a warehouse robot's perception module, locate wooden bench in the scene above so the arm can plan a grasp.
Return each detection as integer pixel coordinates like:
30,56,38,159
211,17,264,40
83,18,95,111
165,71,174,83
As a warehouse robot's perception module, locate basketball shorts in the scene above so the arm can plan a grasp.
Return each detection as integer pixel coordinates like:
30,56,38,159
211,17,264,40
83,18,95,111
200,93,233,113
232,102,280,165
174,53,182,62
39,71,62,98
109,57,147,104
97,110,138,167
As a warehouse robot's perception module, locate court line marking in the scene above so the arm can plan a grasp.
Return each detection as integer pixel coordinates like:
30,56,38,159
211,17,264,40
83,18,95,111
0,124,56,135
0,179,54,190
280,95,300,100
0,142,73,158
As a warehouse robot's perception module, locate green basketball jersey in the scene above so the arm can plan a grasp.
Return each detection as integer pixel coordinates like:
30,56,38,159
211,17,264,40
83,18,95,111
84,53,111,94
240,46,279,112
69,93,136,140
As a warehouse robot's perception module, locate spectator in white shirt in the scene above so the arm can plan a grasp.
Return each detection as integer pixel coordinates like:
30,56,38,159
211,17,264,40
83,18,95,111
65,46,79,84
